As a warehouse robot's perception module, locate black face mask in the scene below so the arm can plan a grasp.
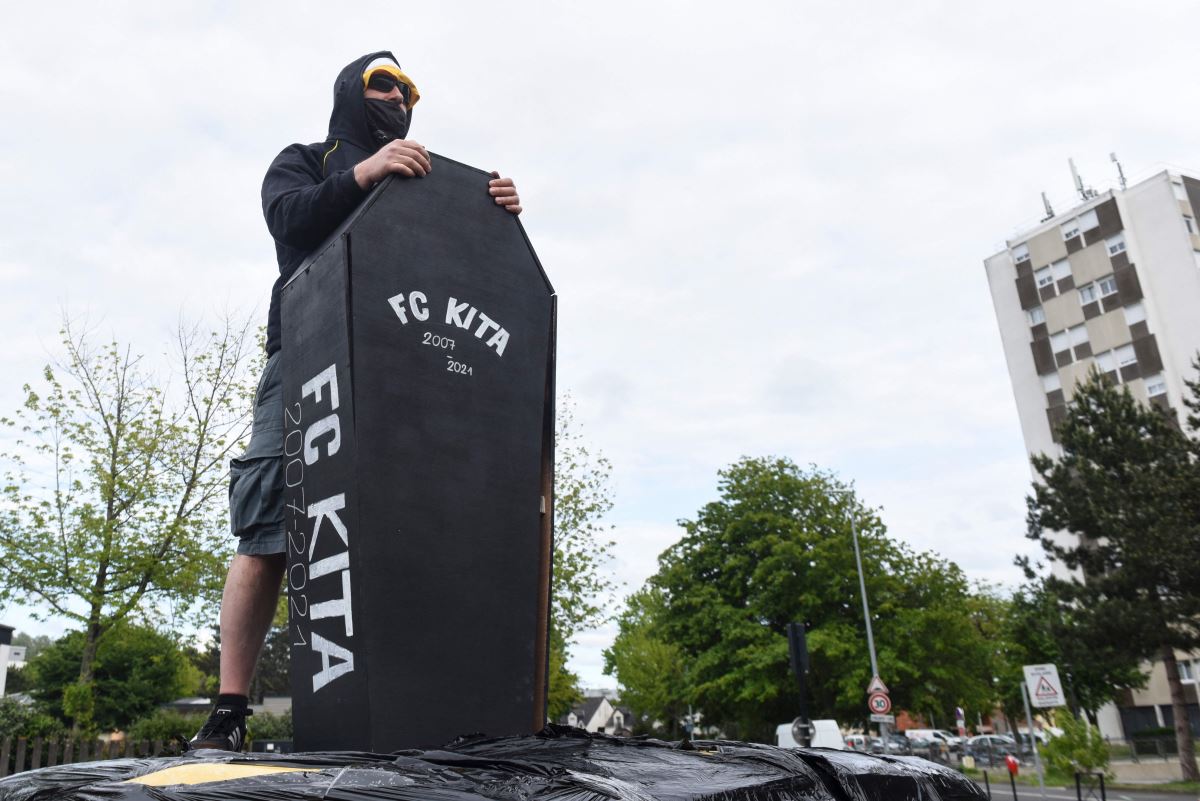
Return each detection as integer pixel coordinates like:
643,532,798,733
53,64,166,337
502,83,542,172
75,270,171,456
364,98,409,145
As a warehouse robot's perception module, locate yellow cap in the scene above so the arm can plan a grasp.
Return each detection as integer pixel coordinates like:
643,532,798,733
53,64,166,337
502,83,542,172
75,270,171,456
362,59,420,106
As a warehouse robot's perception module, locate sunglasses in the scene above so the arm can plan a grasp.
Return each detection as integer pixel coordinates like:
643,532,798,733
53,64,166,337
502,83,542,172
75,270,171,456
366,71,415,105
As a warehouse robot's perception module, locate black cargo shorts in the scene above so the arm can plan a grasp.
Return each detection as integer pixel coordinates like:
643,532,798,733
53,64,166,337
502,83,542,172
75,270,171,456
229,351,285,555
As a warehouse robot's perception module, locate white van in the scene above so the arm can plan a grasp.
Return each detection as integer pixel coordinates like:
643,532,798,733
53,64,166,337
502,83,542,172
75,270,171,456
776,720,845,749
905,729,961,750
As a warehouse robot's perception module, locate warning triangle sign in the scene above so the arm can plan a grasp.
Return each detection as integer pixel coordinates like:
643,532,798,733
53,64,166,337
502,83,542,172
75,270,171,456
866,675,889,695
1023,663,1065,708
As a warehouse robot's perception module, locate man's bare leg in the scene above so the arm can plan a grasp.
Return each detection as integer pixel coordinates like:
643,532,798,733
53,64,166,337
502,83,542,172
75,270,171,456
219,552,286,694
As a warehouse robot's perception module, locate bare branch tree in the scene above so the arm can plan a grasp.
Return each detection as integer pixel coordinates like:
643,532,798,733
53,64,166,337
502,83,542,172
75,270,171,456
0,313,262,732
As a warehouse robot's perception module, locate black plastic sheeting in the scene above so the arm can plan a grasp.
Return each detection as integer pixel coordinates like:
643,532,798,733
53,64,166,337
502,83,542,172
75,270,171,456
0,726,985,801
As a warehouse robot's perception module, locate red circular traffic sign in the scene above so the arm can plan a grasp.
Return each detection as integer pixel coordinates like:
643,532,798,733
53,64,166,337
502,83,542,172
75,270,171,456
867,692,892,714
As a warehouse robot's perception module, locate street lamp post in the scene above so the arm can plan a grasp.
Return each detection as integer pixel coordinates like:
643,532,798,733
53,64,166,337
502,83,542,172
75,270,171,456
847,503,886,739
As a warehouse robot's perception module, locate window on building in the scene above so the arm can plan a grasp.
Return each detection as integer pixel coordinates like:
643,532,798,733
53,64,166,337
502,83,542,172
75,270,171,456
1041,372,1062,393
1107,233,1127,256
1180,660,1196,683
1124,302,1146,326
1051,258,1072,280
1027,306,1046,326
1068,324,1089,347
1013,243,1031,263
1186,216,1197,235
1060,219,1080,240
1035,266,1054,287
1115,343,1137,367
1079,283,1098,304
1145,374,1167,397
1050,330,1069,352
1095,350,1116,373
1173,180,1189,202
1098,275,1118,297
1078,209,1099,231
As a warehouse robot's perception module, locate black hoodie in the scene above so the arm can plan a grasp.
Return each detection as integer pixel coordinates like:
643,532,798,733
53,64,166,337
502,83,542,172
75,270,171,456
260,51,407,355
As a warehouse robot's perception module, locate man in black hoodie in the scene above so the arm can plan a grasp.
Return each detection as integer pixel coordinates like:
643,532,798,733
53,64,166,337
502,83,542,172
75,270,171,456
190,52,522,751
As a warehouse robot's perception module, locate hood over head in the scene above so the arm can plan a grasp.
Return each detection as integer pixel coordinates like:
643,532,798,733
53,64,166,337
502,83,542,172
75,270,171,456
327,51,416,149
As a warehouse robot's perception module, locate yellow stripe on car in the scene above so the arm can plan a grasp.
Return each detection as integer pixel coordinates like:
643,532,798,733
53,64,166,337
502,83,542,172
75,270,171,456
125,763,312,786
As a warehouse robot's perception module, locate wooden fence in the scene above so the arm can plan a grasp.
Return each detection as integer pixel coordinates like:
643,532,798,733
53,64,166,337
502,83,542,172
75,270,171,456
0,737,184,777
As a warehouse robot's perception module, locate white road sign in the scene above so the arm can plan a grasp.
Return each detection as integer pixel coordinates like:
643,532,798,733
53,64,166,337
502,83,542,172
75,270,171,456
1023,663,1065,708
866,675,889,695
869,714,895,724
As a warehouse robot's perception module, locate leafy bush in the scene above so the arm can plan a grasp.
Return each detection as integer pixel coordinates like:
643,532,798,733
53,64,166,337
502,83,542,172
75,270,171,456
1042,709,1109,776
126,707,293,745
248,710,292,742
27,623,191,731
3,666,31,694
127,709,207,743
0,697,64,740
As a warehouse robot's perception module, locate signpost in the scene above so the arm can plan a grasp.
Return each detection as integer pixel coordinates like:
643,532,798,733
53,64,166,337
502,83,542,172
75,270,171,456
865,674,891,737
787,622,811,747
1021,663,1062,799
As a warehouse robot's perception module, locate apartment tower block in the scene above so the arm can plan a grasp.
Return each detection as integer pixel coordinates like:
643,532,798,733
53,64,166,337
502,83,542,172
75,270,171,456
984,168,1200,738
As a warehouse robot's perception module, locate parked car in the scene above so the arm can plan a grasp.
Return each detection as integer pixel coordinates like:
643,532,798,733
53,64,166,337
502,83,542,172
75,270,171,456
904,729,962,752
844,734,869,751
965,734,1021,765
1013,732,1042,755
870,734,912,755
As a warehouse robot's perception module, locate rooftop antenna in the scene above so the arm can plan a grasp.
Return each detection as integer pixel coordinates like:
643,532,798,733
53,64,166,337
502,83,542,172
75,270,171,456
1110,152,1127,190
1040,191,1055,222
1069,158,1098,201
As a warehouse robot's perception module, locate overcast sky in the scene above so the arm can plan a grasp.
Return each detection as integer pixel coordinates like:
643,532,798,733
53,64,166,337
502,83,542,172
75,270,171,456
3,1,1199,689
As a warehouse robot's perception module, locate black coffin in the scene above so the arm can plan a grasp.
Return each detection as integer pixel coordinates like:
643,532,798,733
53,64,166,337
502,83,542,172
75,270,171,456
281,155,555,752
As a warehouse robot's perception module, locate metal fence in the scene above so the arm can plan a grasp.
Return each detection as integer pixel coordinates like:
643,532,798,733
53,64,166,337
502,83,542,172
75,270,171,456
1105,735,1181,762
0,737,184,777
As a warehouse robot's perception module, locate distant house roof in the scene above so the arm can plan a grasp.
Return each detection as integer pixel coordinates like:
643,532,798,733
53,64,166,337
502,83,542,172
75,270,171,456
558,696,605,726
558,696,636,734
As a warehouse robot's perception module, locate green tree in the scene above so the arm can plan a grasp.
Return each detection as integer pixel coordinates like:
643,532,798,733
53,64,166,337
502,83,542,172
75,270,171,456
546,630,583,721
1041,708,1110,777
637,456,997,742
548,398,616,713
0,318,260,732
26,622,191,732
1026,372,1200,781
186,625,222,700
603,587,687,736
998,581,1144,721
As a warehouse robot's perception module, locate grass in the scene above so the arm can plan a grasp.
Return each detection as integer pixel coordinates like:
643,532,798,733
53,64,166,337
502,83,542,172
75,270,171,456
961,766,1200,795
961,765,1073,788
1105,779,1200,794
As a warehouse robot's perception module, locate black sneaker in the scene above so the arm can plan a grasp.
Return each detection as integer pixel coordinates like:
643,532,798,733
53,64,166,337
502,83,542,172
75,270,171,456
188,704,253,751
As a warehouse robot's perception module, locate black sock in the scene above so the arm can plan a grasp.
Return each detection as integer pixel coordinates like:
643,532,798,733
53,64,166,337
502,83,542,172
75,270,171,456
216,694,249,709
